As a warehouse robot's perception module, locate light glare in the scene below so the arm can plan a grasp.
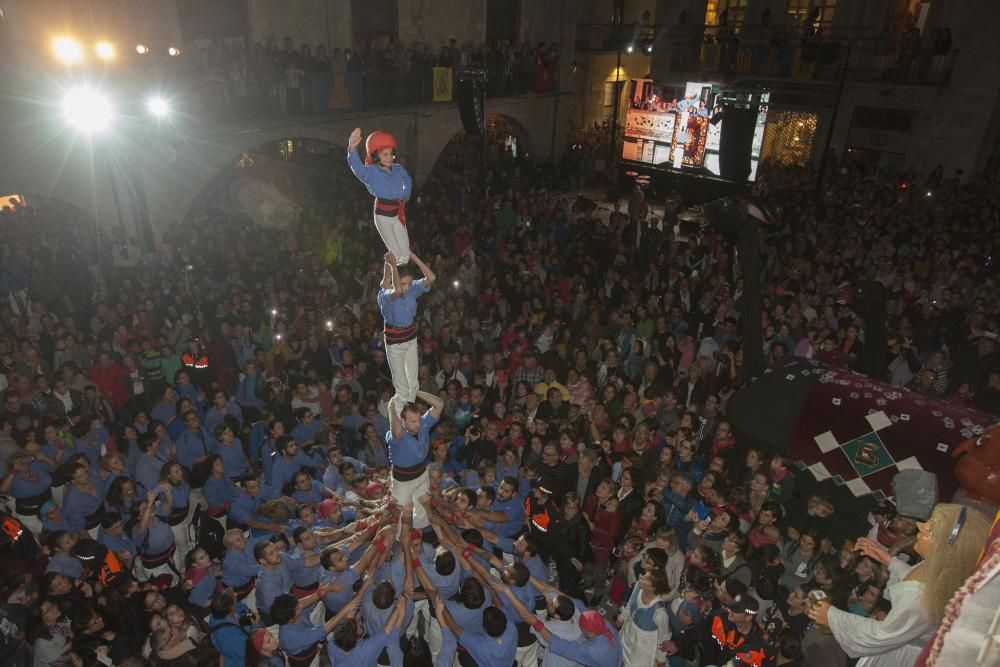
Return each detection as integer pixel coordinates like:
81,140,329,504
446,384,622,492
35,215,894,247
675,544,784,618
62,87,113,134
167,46,180,56
95,41,115,60
53,37,84,65
136,44,149,55
147,96,170,117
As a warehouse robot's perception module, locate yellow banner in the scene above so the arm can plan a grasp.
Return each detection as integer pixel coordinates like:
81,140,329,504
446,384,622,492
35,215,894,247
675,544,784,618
433,67,453,101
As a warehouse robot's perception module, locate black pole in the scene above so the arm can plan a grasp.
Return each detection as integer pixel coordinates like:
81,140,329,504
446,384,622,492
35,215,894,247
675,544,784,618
736,219,765,380
610,38,622,169
814,39,852,198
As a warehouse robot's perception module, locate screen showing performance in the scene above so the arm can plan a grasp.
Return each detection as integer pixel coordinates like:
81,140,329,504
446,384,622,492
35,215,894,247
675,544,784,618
621,80,769,182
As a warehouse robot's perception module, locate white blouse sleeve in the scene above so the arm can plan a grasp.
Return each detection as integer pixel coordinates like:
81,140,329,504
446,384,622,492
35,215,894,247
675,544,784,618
827,581,933,658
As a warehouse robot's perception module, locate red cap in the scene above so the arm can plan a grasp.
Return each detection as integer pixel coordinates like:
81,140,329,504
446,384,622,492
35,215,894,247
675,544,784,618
251,628,268,652
579,610,614,643
365,131,397,165
319,498,338,519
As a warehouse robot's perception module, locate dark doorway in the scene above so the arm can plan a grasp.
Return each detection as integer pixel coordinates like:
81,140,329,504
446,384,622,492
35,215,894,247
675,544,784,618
352,0,397,39
487,0,520,44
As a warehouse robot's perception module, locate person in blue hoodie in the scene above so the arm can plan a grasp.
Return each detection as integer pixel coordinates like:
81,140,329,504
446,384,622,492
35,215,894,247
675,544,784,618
208,588,261,667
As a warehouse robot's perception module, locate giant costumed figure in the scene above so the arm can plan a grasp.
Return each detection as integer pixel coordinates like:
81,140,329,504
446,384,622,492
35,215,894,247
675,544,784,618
807,503,991,667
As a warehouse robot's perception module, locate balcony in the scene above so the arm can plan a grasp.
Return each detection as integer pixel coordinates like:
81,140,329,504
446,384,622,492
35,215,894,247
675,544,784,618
577,23,957,86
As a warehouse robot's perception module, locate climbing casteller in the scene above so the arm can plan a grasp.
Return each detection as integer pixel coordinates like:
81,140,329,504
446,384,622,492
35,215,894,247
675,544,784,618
347,128,413,265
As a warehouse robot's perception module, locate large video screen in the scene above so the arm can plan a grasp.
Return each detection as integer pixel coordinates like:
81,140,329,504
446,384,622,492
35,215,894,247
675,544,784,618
621,81,769,182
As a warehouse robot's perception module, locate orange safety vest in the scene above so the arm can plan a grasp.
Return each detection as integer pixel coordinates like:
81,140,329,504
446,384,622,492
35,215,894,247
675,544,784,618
182,352,209,369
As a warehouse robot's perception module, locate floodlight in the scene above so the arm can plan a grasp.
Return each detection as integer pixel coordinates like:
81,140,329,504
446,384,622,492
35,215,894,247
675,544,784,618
53,37,84,65
62,86,114,134
146,96,170,117
95,41,115,60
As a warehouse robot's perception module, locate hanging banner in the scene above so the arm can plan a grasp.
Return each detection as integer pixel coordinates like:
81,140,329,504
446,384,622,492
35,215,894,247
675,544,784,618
433,67,453,101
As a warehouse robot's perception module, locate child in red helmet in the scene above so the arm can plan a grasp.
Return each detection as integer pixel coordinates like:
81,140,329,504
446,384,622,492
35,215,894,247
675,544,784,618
347,127,413,265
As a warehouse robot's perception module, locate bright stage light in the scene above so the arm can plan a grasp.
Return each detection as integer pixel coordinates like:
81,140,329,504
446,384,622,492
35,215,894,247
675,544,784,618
146,96,170,117
167,46,180,57
95,41,115,60
53,37,84,65
62,86,114,134
136,44,149,55
625,44,634,54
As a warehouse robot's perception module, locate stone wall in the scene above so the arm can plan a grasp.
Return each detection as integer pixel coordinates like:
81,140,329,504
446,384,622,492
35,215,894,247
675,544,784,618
246,0,352,50
396,0,486,47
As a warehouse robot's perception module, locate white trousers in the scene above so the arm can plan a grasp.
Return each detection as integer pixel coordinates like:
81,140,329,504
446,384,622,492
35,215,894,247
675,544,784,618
386,339,419,404
406,598,443,657
391,470,429,529
374,213,410,264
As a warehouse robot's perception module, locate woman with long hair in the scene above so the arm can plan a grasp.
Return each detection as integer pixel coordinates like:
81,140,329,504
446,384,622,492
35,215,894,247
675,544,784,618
619,569,672,667
159,461,193,568
809,504,992,666
245,627,286,666
27,599,77,666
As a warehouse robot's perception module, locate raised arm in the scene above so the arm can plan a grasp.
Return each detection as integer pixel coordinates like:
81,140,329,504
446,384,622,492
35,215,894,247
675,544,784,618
388,261,405,299
381,260,394,290
409,253,436,285
414,390,444,420
388,397,404,439
346,128,373,186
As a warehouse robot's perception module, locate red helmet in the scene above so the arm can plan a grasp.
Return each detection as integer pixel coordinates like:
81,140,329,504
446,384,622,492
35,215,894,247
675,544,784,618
365,130,397,165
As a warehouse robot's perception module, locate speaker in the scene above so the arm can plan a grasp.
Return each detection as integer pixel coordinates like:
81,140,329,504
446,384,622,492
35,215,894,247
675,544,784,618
718,106,757,181
457,79,485,136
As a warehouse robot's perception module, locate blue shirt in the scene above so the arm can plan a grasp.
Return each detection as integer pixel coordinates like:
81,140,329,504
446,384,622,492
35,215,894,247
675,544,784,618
229,485,279,527
456,619,518,667
62,485,104,528
418,546,461,600
204,475,234,511
271,452,316,492
9,462,51,499
445,596,488,634
216,438,250,480
255,558,294,614
546,626,624,667
292,480,326,506
46,553,83,579
322,457,365,493
236,375,267,408
327,632,390,667
188,569,218,607
176,427,217,471
134,516,175,555
492,494,525,537
278,620,326,656
156,481,191,517
347,148,413,201
222,536,269,588
136,452,165,494
290,420,321,445
98,529,137,558
320,566,360,613
209,607,254,667
289,546,321,587
362,588,411,666
377,279,430,328
206,401,243,432
386,408,438,469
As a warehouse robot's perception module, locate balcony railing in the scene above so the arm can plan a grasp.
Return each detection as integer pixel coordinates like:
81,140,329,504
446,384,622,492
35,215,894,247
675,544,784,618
577,23,958,86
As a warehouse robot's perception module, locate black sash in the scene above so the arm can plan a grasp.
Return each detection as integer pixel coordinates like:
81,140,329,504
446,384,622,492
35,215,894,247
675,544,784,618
14,488,52,516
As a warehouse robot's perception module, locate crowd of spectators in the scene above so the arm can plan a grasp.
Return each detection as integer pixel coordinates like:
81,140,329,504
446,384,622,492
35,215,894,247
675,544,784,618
0,129,998,667
180,34,559,121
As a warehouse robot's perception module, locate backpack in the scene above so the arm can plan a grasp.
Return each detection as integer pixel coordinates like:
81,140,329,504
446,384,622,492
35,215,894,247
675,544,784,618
191,507,225,561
